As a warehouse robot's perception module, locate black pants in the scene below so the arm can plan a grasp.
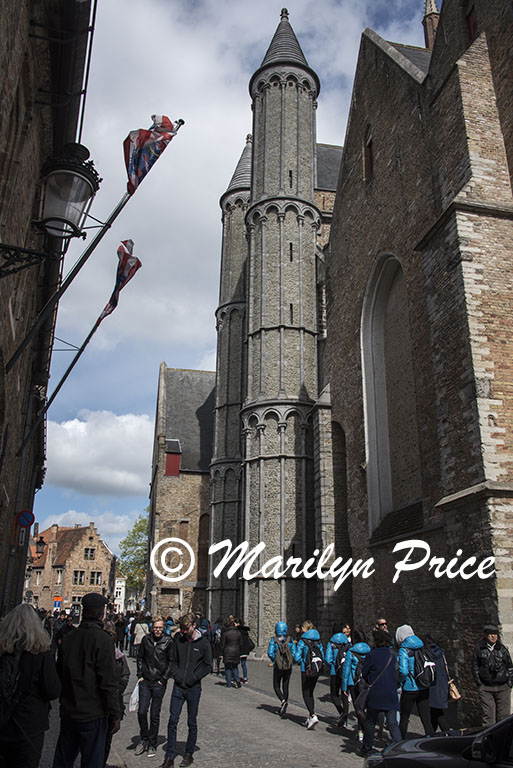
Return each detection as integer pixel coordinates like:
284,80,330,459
349,684,366,731
400,689,435,738
330,674,348,717
138,680,166,744
301,671,318,717
273,667,292,702
0,732,44,768
430,707,450,732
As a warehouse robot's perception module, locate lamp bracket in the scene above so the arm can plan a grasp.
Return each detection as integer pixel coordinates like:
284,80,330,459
0,243,60,279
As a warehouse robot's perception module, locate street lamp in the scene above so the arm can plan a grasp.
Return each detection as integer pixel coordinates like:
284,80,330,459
0,142,101,278
36,143,101,239
35,535,46,556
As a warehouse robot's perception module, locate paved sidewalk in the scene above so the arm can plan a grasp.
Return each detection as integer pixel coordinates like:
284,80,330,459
40,657,431,767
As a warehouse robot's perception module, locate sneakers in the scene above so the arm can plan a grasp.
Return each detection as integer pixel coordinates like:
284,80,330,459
180,756,194,767
147,744,157,758
358,730,364,742
307,714,319,729
279,700,288,716
136,741,149,756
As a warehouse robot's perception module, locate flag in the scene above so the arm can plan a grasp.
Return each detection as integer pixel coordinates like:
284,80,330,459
99,240,142,321
123,115,184,195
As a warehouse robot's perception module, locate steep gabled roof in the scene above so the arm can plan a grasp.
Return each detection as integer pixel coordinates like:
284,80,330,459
316,144,343,191
389,43,432,75
363,28,430,84
164,368,215,472
32,526,87,568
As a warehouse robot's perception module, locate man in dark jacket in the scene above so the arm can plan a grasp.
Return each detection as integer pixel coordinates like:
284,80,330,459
472,624,513,726
160,613,212,768
136,616,174,757
52,592,121,768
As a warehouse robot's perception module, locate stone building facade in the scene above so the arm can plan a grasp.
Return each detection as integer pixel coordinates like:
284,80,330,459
326,0,513,718
0,0,93,614
148,1,513,720
25,522,116,614
147,364,215,619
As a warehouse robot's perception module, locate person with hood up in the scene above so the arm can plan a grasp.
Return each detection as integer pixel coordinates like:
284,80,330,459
267,621,296,716
220,618,242,688
422,633,452,733
325,622,351,726
341,633,371,742
396,624,435,738
292,620,324,729
472,624,513,727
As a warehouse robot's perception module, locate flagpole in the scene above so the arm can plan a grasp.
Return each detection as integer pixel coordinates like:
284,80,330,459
6,192,131,374
16,317,102,457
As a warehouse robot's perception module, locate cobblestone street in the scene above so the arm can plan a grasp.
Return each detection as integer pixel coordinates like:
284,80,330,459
40,657,429,768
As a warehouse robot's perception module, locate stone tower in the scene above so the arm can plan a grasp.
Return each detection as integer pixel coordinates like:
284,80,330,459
210,10,344,644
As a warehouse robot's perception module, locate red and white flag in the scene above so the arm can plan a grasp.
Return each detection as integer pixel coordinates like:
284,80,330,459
99,240,141,321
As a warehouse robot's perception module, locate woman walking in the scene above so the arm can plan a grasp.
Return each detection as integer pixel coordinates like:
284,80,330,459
396,624,435,738
359,630,402,757
325,623,351,726
267,621,295,716
293,620,324,729
423,633,453,732
0,603,61,768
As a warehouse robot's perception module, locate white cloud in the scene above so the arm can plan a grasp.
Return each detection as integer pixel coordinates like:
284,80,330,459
37,507,142,554
46,411,153,496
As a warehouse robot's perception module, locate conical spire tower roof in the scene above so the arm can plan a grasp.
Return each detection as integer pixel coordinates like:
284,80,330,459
223,135,252,198
250,9,320,95
424,0,439,15
260,8,309,69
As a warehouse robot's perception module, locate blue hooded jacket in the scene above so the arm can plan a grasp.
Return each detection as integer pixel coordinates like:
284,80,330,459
325,633,350,676
398,634,424,691
292,629,324,672
341,642,371,691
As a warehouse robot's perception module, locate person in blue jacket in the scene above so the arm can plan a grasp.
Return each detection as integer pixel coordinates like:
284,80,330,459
359,629,402,756
341,634,371,741
325,623,351,726
267,621,295,716
292,620,324,729
396,624,435,738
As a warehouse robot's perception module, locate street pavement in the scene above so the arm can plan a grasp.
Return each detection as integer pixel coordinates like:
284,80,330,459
40,656,429,768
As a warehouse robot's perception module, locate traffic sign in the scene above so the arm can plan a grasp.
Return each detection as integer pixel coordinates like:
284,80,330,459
17,510,35,528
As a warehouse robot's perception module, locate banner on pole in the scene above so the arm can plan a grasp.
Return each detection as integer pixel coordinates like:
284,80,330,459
99,240,142,321
123,115,184,195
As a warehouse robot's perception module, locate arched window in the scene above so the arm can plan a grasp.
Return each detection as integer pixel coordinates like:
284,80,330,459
361,256,422,533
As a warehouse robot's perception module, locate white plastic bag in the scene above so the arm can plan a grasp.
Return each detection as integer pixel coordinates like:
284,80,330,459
129,681,140,712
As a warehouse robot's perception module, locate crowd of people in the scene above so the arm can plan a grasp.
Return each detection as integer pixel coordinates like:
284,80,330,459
0,598,512,768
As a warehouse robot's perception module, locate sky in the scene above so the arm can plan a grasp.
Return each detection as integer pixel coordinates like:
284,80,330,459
33,0,436,554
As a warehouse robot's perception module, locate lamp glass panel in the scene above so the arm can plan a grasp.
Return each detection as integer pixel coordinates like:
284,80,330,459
41,170,95,237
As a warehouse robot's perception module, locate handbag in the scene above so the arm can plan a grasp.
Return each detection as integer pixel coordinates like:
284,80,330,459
129,680,140,712
354,650,394,711
444,655,462,701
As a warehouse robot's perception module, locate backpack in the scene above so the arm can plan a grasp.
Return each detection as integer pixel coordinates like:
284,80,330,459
411,647,436,688
353,653,365,685
304,639,323,678
275,640,293,671
0,652,22,727
332,642,347,675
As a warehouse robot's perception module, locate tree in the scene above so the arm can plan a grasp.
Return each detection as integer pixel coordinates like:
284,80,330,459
119,510,149,594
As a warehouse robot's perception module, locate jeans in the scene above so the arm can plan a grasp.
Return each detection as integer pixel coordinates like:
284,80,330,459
240,656,248,679
138,679,166,744
165,684,202,759
363,708,402,753
225,663,240,687
52,716,108,768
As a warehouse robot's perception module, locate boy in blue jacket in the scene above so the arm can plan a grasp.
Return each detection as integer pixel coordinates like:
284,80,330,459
267,621,295,715
325,623,350,726
292,620,324,729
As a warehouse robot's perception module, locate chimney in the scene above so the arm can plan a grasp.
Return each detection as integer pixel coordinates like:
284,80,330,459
423,0,440,51
50,524,59,542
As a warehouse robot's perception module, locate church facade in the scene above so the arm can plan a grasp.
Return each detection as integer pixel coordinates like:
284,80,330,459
149,0,513,718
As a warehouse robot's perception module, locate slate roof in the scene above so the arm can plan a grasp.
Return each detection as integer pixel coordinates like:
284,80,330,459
260,8,309,70
225,135,252,195
389,43,432,74
164,368,215,472
316,144,342,191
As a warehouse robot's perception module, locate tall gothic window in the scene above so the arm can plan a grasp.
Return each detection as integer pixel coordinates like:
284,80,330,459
361,255,422,533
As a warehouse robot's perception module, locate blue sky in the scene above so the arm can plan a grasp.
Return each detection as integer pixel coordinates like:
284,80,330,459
34,0,436,553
